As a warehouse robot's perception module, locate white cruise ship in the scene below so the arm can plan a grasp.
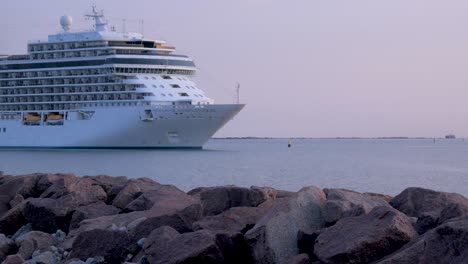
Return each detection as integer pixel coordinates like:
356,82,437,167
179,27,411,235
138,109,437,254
0,7,244,149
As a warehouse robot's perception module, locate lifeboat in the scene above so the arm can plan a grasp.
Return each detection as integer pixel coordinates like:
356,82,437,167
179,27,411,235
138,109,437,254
47,113,64,121
25,114,40,122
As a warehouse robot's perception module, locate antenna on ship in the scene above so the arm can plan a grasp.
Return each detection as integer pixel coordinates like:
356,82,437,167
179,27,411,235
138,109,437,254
236,82,240,104
85,5,108,32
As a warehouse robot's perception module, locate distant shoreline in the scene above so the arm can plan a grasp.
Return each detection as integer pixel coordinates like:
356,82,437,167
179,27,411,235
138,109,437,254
213,137,464,140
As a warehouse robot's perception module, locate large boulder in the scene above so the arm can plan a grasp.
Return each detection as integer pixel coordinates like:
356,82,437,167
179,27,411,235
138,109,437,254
0,175,41,216
377,216,468,264
314,206,417,264
390,188,468,234
40,176,107,205
438,203,468,224
123,184,189,213
23,198,75,233
323,188,390,225
16,231,57,260
143,228,224,264
132,203,202,239
0,234,16,262
61,211,146,250
35,173,73,195
83,175,128,195
111,178,164,209
68,229,132,263
193,206,270,234
130,189,203,239
0,201,27,235
245,186,326,264
188,186,274,216
69,202,120,230
2,254,24,264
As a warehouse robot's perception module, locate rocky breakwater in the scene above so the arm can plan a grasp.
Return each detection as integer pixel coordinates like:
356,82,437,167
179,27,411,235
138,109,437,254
0,172,467,264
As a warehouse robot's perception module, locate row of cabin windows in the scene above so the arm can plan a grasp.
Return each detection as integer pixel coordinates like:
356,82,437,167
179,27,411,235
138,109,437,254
29,41,107,52
0,85,142,95
0,93,150,103
0,68,114,79
0,101,151,111
114,67,194,76
0,76,125,87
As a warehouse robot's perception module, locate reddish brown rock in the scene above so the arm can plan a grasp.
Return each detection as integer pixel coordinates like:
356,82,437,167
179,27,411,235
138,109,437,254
132,203,202,239
314,206,417,264
61,210,146,250
2,254,24,264
0,175,41,216
188,186,273,216
40,175,107,205
123,184,188,213
69,201,120,230
0,201,27,235
112,178,165,209
23,198,75,233
68,229,132,263
143,229,224,264
0,234,16,262
193,206,270,234
246,187,326,264
323,188,390,226
377,216,468,264
282,254,311,264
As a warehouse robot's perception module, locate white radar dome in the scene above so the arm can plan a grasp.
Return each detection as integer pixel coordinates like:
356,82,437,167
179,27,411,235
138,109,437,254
60,15,73,31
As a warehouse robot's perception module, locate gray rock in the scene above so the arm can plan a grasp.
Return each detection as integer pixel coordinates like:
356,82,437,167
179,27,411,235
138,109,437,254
137,238,145,248
439,203,468,224
11,223,32,241
323,188,390,226
69,229,132,263
17,231,57,260
390,187,468,218
391,187,468,234
314,206,417,264
53,230,66,242
377,216,468,264
245,186,326,264
32,250,60,264
188,186,272,216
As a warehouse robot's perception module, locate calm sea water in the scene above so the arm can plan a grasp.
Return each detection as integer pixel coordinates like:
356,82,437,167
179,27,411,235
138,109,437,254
1,139,467,197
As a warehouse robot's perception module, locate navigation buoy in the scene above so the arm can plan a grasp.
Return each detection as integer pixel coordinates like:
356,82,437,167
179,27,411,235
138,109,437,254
288,139,292,148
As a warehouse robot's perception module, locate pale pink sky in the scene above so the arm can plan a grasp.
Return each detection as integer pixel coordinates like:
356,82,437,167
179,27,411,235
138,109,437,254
2,0,468,137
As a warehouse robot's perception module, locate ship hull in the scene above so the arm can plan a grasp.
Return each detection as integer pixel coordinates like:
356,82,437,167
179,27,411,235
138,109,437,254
0,104,244,149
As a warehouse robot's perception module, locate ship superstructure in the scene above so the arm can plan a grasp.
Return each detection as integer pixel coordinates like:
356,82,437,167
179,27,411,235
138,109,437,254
0,7,243,148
